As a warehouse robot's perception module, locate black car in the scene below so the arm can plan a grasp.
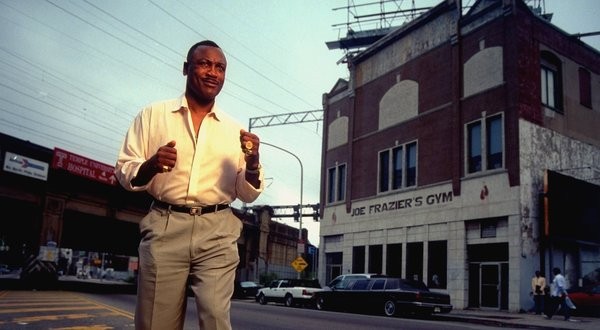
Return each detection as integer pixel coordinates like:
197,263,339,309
233,281,262,298
313,277,452,317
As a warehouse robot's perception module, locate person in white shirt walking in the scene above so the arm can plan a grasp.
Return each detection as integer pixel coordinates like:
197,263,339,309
544,267,572,321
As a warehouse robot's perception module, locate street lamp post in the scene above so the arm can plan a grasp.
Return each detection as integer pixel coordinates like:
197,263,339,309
259,141,304,278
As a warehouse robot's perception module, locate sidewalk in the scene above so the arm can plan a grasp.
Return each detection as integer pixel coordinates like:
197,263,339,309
0,274,136,294
437,308,599,330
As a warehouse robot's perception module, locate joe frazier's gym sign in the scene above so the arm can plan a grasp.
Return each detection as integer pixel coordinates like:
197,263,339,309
351,191,453,217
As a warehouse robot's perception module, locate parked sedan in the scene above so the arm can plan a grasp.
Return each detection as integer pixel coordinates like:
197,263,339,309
568,285,600,315
325,273,378,290
313,277,452,317
233,281,262,299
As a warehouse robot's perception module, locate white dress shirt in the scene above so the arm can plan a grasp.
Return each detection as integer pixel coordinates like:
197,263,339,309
115,95,264,206
550,273,567,297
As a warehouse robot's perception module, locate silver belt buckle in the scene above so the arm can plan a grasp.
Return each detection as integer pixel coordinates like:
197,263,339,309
189,207,201,215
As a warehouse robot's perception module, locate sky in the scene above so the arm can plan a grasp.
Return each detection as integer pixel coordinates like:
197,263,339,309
0,0,598,247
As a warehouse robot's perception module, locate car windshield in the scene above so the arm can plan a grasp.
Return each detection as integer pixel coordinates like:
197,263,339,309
329,278,343,288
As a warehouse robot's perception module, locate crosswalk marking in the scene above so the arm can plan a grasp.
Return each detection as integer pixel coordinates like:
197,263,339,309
0,290,134,328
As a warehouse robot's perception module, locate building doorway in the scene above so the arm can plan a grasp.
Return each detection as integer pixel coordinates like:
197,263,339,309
480,263,500,308
325,252,342,284
467,242,509,310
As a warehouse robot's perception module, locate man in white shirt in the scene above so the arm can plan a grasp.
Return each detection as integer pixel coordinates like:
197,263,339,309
544,267,571,321
116,40,264,330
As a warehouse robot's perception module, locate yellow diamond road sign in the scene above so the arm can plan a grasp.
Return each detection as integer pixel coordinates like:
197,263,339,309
291,256,308,272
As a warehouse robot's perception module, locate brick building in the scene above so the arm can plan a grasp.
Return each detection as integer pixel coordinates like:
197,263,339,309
318,0,599,312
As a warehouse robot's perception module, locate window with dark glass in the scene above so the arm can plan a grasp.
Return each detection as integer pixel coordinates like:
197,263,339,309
406,242,423,282
467,121,482,173
368,244,382,274
392,146,403,189
371,279,386,290
379,151,390,193
352,246,365,273
486,116,502,170
406,142,417,186
327,164,346,204
386,243,402,277
541,51,563,112
327,167,336,203
481,221,497,238
467,114,503,174
325,251,343,284
379,141,418,192
337,164,346,201
428,240,447,289
579,67,592,108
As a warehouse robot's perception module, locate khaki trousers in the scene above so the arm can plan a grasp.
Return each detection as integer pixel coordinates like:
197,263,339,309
135,206,241,330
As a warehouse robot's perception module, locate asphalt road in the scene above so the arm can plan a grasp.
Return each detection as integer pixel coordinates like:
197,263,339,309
2,274,598,330
0,290,504,330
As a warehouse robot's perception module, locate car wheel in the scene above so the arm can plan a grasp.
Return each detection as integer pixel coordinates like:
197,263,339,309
284,294,294,307
315,296,326,310
384,299,397,317
258,293,267,305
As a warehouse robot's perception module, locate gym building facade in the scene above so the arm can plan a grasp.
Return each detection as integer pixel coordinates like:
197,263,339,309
317,0,600,312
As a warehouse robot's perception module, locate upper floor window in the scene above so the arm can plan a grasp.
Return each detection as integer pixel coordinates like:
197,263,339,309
467,114,503,174
481,221,497,238
327,163,346,204
579,67,592,109
540,51,563,112
467,121,482,173
379,141,417,193
486,116,503,170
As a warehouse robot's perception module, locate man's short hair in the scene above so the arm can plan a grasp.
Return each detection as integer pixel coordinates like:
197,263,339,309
187,40,221,62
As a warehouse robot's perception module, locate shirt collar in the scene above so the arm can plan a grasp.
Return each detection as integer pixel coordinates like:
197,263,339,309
174,94,223,121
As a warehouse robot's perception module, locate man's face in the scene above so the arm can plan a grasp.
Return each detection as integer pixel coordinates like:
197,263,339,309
185,45,227,102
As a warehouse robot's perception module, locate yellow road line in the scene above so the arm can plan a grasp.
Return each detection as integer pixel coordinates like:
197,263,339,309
12,313,95,322
50,325,115,330
0,290,134,324
0,302,94,307
0,306,100,314
73,294,134,319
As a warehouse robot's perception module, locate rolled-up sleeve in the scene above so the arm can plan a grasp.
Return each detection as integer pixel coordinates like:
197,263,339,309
115,111,149,192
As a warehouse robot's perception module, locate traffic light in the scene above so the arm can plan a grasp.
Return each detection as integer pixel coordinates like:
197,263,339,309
312,203,320,221
293,205,300,222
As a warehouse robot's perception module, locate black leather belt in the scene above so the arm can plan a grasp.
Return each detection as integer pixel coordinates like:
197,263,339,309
152,199,229,215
